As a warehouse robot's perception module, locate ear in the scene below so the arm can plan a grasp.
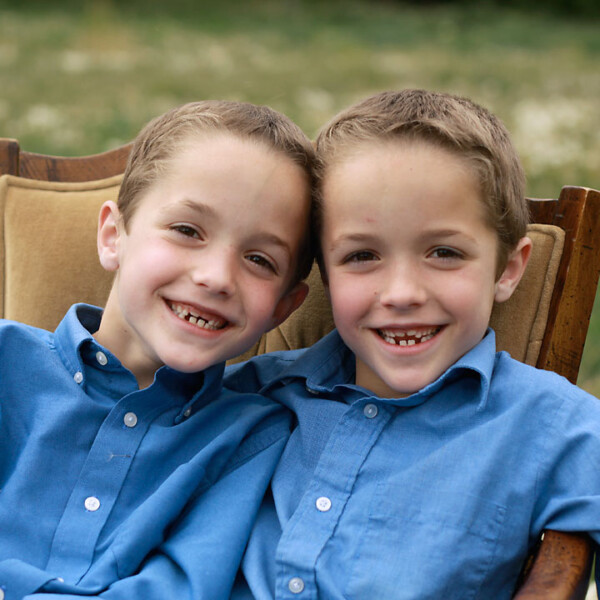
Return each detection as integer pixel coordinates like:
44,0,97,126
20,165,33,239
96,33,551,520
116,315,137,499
97,201,123,272
494,236,532,303
268,282,309,330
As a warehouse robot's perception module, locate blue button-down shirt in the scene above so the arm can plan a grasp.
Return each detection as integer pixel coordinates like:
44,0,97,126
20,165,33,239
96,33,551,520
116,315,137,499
226,329,600,600
0,304,291,600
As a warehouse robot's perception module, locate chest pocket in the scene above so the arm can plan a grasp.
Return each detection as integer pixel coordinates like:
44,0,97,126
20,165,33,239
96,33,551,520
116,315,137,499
344,481,507,600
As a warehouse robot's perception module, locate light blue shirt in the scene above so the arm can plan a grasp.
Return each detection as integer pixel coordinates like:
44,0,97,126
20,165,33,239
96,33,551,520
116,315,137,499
226,329,600,599
0,304,291,600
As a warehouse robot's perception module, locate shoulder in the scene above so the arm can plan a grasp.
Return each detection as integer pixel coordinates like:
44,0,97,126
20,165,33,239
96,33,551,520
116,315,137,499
224,348,308,393
0,318,53,347
492,351,600,420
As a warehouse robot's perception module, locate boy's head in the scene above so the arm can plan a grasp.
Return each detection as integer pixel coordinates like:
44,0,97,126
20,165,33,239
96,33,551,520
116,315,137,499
315,89,529,276
314,89,532,398
94,101,315,388
119,100,316,283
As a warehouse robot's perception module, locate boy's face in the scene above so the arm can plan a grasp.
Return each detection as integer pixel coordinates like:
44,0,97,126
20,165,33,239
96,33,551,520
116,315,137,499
96,133,309,387
321,140,529,398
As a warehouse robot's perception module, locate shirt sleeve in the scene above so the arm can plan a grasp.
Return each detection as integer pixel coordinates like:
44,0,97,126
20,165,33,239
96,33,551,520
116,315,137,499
0,430,288,600
0,561,59,599
531,387,600,544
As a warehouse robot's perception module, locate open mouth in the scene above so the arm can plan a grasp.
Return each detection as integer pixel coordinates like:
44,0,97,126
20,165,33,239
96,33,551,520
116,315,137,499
377,326,442,346
169,301,229,331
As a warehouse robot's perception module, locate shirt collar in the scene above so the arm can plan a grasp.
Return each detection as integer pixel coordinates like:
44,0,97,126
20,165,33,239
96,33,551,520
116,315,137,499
272,328,496,409
54,303,104,375
53,303,224,416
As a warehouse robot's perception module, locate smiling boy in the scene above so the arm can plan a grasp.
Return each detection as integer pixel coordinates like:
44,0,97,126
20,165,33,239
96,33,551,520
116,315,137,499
96,129,310,387
0,100,314,599
227,90,600,599
323,139,531,399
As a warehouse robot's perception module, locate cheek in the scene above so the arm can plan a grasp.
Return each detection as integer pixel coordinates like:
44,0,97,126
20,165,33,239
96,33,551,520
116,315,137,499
443,274,496,326
240,279,284,318
328,276,369,323
134,240,182,271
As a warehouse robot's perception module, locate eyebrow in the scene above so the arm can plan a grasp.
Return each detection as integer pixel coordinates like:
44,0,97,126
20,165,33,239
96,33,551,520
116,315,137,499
177,199,218,218
328,232,378,251
157,198,218,221
253,232,293,259
422,229,480,244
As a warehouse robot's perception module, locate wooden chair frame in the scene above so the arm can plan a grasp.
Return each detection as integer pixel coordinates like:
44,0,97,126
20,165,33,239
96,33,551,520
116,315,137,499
1,137,599,599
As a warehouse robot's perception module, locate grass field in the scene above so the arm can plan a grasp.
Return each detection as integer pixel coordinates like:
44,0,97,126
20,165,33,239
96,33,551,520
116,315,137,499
1,0,599,393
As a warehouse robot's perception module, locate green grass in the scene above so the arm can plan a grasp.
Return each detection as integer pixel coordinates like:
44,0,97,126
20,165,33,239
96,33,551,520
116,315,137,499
1,0,599,394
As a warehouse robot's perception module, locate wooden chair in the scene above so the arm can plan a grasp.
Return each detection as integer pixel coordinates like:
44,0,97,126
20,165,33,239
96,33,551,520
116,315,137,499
1,137,599,598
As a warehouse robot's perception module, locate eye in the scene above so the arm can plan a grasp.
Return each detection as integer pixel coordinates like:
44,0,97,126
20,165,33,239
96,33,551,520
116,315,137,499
170,224,201,239
429,246,464,260
246,254,277,274
344,250,378,263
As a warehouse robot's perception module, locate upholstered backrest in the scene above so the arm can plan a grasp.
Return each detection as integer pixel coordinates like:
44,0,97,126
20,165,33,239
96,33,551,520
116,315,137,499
0,174,564,367
0,175,119,330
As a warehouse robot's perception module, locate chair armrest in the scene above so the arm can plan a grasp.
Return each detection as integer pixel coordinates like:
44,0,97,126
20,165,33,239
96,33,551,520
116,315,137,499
513,530,592,600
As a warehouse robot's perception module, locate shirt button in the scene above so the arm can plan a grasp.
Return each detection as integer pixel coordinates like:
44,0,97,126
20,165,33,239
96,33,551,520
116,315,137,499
183,408,192,418
84,496,101,512
316,496,332,512
288,577,305,594
363,403,378,419
73,371,83,384
123,412,138,428
96,351,108,366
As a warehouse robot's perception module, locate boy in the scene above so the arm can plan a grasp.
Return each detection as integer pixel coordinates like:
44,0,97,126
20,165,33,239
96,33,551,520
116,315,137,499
0,100,315,599
226,90,600,599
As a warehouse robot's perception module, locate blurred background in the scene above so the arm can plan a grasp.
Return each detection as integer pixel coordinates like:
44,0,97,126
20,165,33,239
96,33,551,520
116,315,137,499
1,0,599,395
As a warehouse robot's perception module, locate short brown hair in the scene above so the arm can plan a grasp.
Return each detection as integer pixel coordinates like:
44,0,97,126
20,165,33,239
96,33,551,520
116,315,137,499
118,100,317,283
315,89,528,275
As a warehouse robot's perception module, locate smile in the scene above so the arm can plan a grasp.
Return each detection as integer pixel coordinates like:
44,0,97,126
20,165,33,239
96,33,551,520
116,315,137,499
377,326,442,346
169,301,228,330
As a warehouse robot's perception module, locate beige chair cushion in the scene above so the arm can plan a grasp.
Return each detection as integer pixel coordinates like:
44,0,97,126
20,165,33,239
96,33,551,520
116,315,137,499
231,224,565,368
0,174,120,332
0,173,564,369
491,224,564,364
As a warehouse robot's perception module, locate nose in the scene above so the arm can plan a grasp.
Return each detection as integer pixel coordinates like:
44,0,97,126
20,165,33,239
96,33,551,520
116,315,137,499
190,246,237,296
378,260,427,309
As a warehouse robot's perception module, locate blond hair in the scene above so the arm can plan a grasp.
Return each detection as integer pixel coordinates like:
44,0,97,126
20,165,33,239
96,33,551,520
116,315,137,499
315,89,528,274
119,100,317,282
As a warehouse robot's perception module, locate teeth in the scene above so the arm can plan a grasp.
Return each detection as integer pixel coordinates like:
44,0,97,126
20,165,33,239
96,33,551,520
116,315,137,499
169,302,227,330
378,327,440,346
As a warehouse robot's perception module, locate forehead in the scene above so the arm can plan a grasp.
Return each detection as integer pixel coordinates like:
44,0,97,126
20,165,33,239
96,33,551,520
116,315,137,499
133,133,311,236
326,138,476,188
174,132,296,177
321,140,493,236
